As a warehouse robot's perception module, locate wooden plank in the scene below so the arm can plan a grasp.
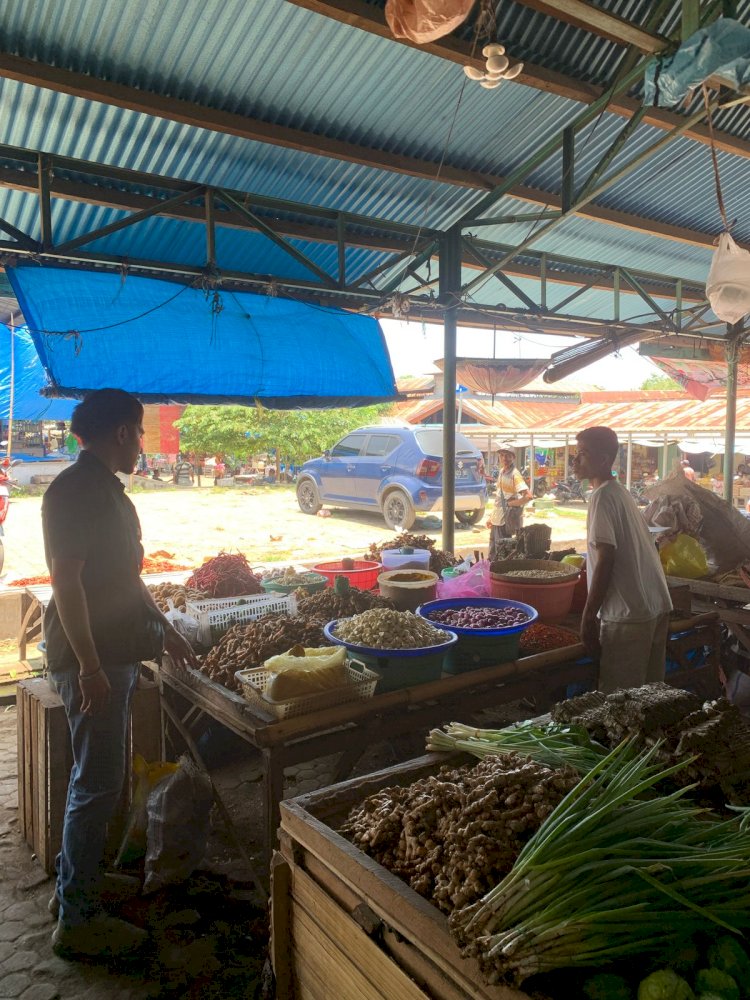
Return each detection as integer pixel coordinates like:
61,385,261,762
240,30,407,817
36,692,50,871
293,885,425,999
297,848,474,1000
515,0,666,52
16,683,27,843
47,693,71,874
666,576,750,604
270,853,293,1000
30,688,39,860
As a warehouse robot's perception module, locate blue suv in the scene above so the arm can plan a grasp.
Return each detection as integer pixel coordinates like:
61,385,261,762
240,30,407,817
296,426,487,530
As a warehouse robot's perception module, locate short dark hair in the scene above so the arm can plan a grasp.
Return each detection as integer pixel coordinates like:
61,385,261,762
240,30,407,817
576,426,619,465
70,389,143,444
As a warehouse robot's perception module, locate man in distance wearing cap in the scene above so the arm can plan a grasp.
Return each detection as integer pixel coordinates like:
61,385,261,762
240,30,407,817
487,443,532,560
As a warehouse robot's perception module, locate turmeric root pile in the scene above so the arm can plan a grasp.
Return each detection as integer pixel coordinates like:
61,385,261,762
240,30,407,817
341,753,578,915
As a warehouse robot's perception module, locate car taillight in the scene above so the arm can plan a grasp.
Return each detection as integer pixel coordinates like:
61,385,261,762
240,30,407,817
416,458,441,478
477,457,485,477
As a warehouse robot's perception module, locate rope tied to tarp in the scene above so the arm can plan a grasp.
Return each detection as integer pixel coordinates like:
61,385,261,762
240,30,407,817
702,82,735,235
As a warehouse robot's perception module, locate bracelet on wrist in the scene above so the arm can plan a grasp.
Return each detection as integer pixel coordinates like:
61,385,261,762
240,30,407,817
80,667,102,680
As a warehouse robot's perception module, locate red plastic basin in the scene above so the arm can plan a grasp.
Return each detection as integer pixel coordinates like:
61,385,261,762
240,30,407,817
489,573,578,625
312,559,382,591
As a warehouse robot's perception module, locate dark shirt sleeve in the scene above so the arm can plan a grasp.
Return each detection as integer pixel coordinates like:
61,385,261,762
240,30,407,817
42,480,101,564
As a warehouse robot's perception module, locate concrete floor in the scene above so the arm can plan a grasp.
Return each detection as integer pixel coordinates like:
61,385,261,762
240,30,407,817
0,704,157,999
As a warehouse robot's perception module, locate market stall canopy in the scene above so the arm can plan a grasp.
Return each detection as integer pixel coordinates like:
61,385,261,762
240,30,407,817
435,358,548,397
678,437,750,455
7,265,398,408
0,324,74,421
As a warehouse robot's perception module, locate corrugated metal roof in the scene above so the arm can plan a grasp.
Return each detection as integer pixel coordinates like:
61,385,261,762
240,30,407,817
395,388,750,437
0,0,746,328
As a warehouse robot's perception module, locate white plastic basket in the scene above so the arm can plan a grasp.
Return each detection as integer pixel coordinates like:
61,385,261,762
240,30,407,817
234,660,378,720
186,593,297,646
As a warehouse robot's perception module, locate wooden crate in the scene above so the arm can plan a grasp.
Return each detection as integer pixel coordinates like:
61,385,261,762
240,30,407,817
276,753,531,1000
16,675,163,874
16,678,73,874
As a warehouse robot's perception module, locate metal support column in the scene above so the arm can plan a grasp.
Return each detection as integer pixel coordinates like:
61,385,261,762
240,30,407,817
724,322,744,503
626,433,633,491
661,432,670,479
439,226,461,553
563,435,569,480
37,153,52,251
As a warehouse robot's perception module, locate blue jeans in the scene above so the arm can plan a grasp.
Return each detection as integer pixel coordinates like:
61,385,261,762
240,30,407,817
49,663,140,927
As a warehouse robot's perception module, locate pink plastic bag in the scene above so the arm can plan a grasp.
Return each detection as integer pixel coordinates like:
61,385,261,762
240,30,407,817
437,560,490,599
385,0,474,43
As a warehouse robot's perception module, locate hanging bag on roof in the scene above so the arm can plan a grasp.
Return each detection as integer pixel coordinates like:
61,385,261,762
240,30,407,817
706,233,750,325
385,0,474,43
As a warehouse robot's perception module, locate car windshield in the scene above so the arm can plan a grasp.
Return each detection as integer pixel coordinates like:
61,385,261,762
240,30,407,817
414,428,476,458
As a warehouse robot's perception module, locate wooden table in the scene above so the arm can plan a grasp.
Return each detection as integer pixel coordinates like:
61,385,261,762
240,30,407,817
15,571,192,662
149,643,595,864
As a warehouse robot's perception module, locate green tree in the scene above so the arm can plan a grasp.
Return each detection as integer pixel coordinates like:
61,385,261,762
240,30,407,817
175,404,390,464
640,372,681,391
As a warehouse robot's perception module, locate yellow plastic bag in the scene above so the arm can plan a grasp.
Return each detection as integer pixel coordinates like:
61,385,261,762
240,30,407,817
659,533,708,579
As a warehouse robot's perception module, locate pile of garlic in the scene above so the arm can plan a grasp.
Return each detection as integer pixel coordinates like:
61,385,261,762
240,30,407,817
464,43,523,90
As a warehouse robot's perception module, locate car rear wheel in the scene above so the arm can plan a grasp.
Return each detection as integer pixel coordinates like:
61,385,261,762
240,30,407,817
296,479,322,515
382,489,416,531
456,506,485,526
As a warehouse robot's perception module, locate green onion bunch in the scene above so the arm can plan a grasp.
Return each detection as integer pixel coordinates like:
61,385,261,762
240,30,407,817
426,720,607,774
450,740,750,985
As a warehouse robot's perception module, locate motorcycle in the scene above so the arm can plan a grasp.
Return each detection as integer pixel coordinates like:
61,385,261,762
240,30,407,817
521,467,549,498
553,477,590,504
0,460,21,573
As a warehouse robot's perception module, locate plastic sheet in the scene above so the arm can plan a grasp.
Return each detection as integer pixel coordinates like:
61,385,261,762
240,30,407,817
645,19,750,107
706,233,750,325
385,0,473,43
7,265,399,408
436,559,490,599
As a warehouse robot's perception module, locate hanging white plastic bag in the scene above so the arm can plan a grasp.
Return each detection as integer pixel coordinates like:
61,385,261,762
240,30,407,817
706,233,750,324
385,0,474,44
164,598,200,646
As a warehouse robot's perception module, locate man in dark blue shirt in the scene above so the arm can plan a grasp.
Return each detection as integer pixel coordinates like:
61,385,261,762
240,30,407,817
43,389,195,961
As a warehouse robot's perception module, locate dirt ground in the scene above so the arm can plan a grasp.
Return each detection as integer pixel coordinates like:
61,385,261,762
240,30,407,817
3,482,588,580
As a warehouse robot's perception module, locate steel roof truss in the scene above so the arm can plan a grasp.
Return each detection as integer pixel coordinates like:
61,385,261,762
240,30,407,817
215,189,338,288
461,91,740,298
461,237,542,314
53,186,206,255
619,267,680,332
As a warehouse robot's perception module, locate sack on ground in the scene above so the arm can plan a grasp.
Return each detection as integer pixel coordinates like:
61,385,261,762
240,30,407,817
143,754,213,893
115,754,179,867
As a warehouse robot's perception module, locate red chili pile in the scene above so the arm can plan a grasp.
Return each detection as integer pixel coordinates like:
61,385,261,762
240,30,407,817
519,623,579,656
9,574,51,587
186,552,262,598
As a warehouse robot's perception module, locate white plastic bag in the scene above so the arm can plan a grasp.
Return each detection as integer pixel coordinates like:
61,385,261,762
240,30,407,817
164,598,200,646
706,233,750,324
385,0,474,43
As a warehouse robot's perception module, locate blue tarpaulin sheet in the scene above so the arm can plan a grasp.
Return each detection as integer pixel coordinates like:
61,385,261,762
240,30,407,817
7,265,399,408
645,19,750,107
0,325,75,421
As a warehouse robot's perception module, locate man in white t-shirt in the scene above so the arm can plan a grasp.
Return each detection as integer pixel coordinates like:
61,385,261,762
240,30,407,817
574,425,672,693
